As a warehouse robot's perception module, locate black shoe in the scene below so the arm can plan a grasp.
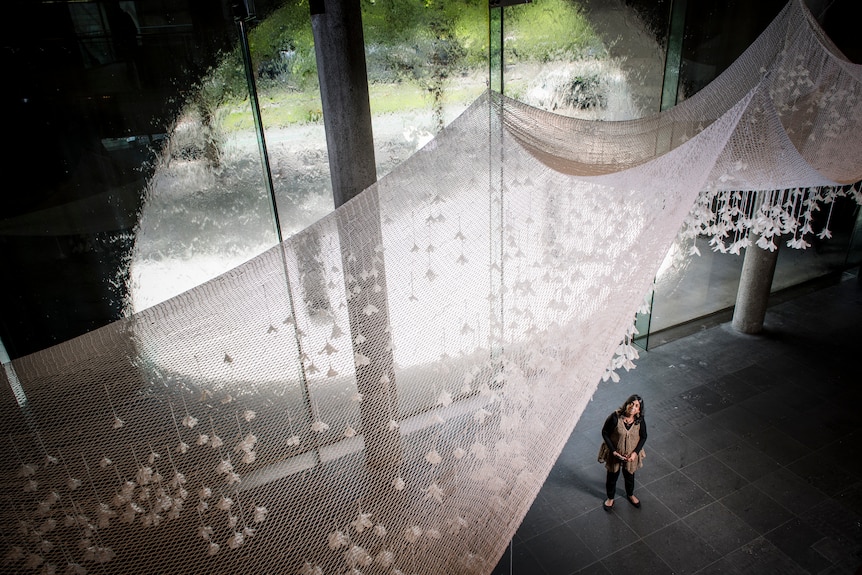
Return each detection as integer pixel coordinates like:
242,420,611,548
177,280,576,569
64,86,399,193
602,501,613,512
627,496,641,508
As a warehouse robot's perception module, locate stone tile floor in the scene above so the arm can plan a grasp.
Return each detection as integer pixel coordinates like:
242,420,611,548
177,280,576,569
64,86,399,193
493,271,862,574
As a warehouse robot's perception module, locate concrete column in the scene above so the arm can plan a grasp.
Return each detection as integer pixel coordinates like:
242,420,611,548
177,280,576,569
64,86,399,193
731,232,780,334
311,0,376,207
311,0,400,468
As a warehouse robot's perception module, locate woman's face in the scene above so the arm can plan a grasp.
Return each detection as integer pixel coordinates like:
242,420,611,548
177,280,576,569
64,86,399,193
626,399,641,417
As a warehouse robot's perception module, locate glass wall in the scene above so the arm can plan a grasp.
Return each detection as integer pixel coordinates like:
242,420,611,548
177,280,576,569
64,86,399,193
0,0,492,360
641,0,862,344
2,0,248,358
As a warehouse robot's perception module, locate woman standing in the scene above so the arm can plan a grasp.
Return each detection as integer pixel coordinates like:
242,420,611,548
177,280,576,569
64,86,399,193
599,394,647,511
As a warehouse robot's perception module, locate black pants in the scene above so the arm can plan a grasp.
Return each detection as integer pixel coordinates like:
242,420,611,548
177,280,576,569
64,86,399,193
606,467,635,499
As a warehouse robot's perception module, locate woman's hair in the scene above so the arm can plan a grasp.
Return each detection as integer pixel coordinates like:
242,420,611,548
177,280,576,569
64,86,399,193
616,394,644,420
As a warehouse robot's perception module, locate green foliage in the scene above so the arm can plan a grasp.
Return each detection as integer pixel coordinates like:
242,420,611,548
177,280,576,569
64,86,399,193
362,0,485,85
248,2,319,91
201,0,601,129
504,0,603,63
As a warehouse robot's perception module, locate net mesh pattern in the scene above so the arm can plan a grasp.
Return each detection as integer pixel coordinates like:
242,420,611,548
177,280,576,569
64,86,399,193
2,1,861,573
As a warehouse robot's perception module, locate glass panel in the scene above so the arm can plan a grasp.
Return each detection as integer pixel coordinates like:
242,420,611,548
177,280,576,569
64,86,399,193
676,0,786,102
128,6,290,314
243,2,335,238
635,0,850,344
1,1,272,358
649,189,862,338
501,0,669,120
649,245,743,334
771,194,862,291
846,203,862,269
490,6,503,94
362,1,490,181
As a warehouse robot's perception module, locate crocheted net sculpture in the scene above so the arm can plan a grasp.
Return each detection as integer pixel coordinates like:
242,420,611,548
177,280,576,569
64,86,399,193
2,1,860,573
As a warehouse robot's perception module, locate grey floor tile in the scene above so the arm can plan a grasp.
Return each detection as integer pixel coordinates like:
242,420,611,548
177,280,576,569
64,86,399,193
745,424,813,465
681,455,748,499
644,470,714,518
573,561,612,575
753,467,829,514
736,390,802,427
632,450,676,489
518,493,570,542
821,416,862,442
648,429,710,469
705,370,761,403
547,461,582,486
690,556,743,575
679,384,729,416
814,433,862,480
785,451,857,497
714,441,782,482
682,501,760,556
764,518,833,574
833,480,862,517
641,413,676,439
640,363,710,401
568,507,639,560
811,537,862,575
525,521,598,575
816,564,861,575
678,415,742,454
577,406,615,434
541,474,606,521
559,429,606,470
777,385,831,414
612,487,678,537
832,380,862,405
546,448,604,492
720,483,794,534
723,362,781,392
722,537,809,575
709,404,772,438
651,395,706,428
492,541,547,575
728,537,808,575
799,498,862,549
670,335,756,379
601,540,673,575
572,459,613,500
643,519,722,574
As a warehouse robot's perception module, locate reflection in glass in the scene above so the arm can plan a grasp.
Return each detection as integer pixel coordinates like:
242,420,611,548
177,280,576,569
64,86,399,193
127,4,328,313
126,57,279,313
1,0,236,357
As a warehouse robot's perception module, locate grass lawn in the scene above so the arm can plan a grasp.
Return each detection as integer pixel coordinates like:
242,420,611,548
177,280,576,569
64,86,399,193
221,77,488,132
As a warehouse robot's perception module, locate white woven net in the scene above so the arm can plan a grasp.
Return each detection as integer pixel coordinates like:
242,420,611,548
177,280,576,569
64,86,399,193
2,1,861,573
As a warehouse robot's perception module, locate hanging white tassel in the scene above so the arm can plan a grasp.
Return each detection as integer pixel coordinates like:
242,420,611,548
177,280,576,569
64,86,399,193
328,531,348,550
300,562,323,575
351,512,373,534
199,525,213,541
